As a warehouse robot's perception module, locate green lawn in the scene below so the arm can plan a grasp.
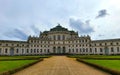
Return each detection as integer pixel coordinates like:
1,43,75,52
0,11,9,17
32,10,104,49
0,55,49,74
84,60,120,71
0,60,37,73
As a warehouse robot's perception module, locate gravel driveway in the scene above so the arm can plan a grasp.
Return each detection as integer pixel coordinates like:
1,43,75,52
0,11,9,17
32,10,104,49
13,56,110,75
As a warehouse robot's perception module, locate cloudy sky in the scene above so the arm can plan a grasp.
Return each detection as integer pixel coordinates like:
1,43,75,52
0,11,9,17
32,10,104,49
0,0,120,41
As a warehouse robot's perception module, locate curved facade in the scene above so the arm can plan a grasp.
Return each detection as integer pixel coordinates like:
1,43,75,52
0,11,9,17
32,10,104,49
0,24,120,55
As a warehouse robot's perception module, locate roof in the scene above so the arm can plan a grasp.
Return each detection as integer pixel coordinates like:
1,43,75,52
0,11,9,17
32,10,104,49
0,40,27,43
50,24,68,31
92,38,120,42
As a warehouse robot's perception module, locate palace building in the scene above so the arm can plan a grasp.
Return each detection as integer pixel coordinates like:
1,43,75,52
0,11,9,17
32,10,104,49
0,24,120,55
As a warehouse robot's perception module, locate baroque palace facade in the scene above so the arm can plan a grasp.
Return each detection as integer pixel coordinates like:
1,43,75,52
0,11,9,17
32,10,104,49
0,25,120,55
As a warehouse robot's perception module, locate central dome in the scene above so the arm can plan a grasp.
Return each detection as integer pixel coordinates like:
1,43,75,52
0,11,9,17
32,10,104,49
50,24,68,31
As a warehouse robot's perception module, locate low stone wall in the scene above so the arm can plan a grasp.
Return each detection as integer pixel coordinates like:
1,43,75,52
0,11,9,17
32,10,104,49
76,58,120,75
0,59,43,75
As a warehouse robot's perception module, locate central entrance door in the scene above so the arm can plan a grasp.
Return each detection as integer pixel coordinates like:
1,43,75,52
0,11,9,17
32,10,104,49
53,46,66,55
57,47,61,54
104,47,109,55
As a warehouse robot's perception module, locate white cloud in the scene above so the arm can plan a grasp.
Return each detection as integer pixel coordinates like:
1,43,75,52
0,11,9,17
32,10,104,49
0,0,120,40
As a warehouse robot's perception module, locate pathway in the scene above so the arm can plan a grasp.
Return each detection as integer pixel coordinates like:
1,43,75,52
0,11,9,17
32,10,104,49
13,56,110,75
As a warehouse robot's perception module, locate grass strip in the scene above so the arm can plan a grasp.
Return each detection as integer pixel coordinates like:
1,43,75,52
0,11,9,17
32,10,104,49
77,58,120,75
0,59,43,75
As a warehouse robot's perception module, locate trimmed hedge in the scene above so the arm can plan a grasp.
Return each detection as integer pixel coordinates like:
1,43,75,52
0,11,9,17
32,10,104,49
0,59,43,75
77,58,120,75
0,58,40,61
0,56,51,61
67,55,120,60
77,58,120,60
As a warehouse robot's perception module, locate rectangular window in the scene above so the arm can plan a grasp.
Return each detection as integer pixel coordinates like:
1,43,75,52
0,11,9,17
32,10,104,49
6,44,8,46
37,49,39,53
116,42,119,45
90,48,92,52
17,44,19,46
53,35,56,40
40,49,42,52
48,49,50,53
117,47,119,52
44,49,46,53
95,48,97,52
105,43,107,45
69,49,71,53
83,48,85,52
86,48,88,52
76,49,78,52
100,48,102,52
31,49,33,53
80,48,81,52
63,35,65,40
0,48,1,53
34,49,36,53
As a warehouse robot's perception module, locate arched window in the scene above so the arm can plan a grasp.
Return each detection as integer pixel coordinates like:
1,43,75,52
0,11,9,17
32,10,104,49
16,49,19,53
72,49,74,52
27,49,29,53
5,48,8,53
111,47,114,52
22,49,24,53
95,48,97,52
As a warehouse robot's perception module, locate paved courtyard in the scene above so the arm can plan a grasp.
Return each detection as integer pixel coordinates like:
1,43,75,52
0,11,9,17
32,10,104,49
13,56,110,75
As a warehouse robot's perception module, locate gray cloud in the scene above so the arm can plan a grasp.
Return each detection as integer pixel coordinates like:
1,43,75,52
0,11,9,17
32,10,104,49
98,34,104,37
3,25,41,40
96,9,108,18
30,25,40,35
69,18,94,34
4,28,28,40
